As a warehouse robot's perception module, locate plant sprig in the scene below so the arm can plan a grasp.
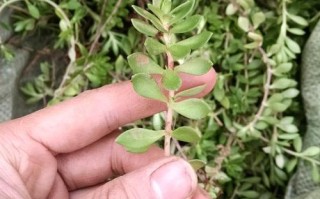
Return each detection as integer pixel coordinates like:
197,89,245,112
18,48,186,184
116,0,213,157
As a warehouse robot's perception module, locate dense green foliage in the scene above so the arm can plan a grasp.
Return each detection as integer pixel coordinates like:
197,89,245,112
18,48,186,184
1,0,320,198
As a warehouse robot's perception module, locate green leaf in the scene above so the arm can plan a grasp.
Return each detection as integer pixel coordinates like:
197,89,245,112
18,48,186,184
293,137,302,152
132,74,167,102
278,133,299,140
239,190,260,198
189,159,206,171
64,85,79,96
171,15,202,33
226,3,237,16
131,19,158,37
162,69,182,91
172,126,201,144
270,78,296,89
269,102,289,112
168,44,190,60
116,128,165,153
128,53,164,74
172,99,210,119
160,0,172,13
252,12,266,28
175,85,206,98
275,167,288,181
278,124,298,134
286,158,298,173
66,0,81,10
274,63,293,74
302,146,320,156
285,37,301,54
153,0,163,7
213,86,225,101
237,0,254,10
244,42,260,49
248,32,263,42
27,3,40,19
175,58,212,75
145,38,166,55
288,28,305,36
238,16,250,32
220,97,230,109
177,31,213,50
148,4,165,19
287,14,308,27
152,113,163,131
312,164,320,182
169,0,194,24
282,88,299,98
132,6,166,32
275,154,285,169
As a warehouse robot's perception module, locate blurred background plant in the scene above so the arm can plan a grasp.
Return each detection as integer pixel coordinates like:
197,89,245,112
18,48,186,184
1,0,320,198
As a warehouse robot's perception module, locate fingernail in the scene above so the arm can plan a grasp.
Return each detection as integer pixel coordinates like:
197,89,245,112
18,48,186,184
151,159,197,199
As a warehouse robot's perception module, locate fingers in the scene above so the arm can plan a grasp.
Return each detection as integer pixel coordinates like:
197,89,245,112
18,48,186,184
57,131,164,190
70,157,198,199
12,69,216,153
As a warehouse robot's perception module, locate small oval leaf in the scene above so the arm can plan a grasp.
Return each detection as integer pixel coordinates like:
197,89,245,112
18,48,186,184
226,3,237,16
171,15,202,33
161,0,172,13
177,31,213,50
145,37,167,55
238,16,250,32
131,19,158,37
168,44,191,60
172,99,210,119
189,159,206,171
132,74,167,102
285,37,301,54
175,58,212,75
116,128,165,153
172,126,201,144
287,14,308,27
128,53,164,74
302,146,320,157
148,4,165,19
162,69,182,91
132,5,166,32
169,0,194,24
27,3,40,19
175,85,206,98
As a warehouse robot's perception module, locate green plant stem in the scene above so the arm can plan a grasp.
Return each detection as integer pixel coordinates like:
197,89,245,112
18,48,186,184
165,51,174,156
283,148,320,166
279,0,287,44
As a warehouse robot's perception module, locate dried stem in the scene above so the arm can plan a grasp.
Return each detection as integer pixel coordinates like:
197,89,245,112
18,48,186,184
164,51,174,156
245,47,272,128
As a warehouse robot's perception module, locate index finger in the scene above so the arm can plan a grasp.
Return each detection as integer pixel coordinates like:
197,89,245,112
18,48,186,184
8,69,216,153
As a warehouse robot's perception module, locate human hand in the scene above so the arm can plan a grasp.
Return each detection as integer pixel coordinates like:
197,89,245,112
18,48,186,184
0,69,216,199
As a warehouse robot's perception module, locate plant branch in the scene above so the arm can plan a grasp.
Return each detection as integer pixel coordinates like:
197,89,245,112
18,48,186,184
208,134,234,183
89,0,122,55
283,148,320,166
246,47,272,128
164,51,174,156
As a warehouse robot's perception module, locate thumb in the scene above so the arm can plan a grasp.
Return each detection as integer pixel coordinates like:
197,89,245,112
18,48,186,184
70,157,198,199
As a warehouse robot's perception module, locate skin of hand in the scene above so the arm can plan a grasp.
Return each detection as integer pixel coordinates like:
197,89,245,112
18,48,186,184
0,69,216,199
